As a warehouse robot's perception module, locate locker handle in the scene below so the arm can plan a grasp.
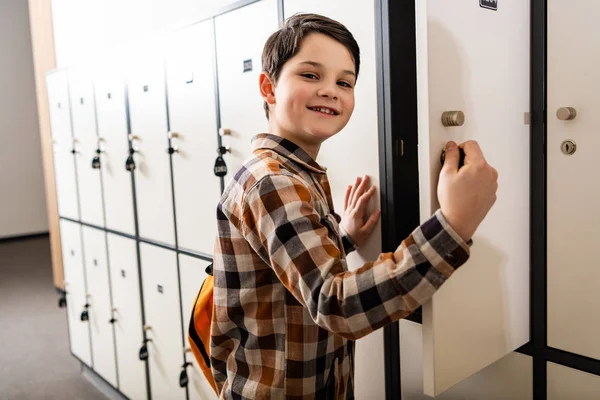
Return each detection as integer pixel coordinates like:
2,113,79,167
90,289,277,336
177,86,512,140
179,362,192,388
109,317,117,324
58,295,67,308
167,146,179,155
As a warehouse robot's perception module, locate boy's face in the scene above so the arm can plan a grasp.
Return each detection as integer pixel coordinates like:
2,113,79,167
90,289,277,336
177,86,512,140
263,33,356,146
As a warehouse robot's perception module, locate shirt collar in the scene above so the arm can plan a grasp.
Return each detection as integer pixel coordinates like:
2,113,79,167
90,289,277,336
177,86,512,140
252,133,327,174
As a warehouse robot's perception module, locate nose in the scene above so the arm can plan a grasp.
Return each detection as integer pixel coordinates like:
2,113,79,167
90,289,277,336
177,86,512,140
317,82,338,100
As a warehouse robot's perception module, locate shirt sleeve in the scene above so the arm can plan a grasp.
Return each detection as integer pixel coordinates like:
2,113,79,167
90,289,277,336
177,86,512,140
338,219,359,255
241,174,472,340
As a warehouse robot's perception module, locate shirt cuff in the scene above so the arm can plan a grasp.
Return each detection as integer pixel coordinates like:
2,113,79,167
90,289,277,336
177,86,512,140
412,209,473,278
339,222,359,254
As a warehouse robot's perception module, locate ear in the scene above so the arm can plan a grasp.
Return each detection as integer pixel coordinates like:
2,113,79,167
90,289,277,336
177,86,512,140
259,72,276,105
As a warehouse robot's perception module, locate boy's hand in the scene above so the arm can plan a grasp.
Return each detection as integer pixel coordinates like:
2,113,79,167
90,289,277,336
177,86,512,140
341,175,381,248
437,141,498,242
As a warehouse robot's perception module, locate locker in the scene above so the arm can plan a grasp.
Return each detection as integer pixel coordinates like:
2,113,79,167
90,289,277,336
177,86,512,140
415,1,530,395
547,1,600,360
69,68,105,227
178,255,218,400
165,20,221,255
47,70,79,220
81,226,117,387
399,321,532,400
107,233,147,400
281,1,386,398
215,0,279,185
140,243,186,400
126,50,176,246
60,219,91,366
94,69,136,236
547,362,600,400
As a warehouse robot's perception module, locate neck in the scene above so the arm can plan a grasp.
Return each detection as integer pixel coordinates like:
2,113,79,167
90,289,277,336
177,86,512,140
268,120,321,160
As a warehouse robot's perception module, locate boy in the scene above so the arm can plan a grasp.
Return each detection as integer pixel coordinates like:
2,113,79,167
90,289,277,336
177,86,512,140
211,13,498,399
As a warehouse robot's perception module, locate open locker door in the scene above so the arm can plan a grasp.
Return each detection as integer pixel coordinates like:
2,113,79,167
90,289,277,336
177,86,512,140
415,1,530,396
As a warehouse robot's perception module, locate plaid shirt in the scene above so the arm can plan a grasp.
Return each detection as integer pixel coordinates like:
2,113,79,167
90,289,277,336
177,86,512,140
211,133,471,399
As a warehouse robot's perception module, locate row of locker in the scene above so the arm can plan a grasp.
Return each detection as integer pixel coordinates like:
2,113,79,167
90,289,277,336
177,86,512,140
61,219,216,400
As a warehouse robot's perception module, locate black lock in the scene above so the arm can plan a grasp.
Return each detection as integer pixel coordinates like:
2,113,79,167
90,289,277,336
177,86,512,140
139,339,151,361
125,155,136,172
440,147,466,169
179,362,192,387
58,295,67,308
92,156,101,169
80,303,90,321
109,317,117,324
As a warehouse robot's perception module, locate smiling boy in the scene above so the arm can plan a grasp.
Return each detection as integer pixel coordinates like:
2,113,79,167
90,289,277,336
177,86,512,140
210,13,498,399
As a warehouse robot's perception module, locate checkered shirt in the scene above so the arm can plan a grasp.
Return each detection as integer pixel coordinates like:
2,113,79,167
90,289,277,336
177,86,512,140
210,133,471,399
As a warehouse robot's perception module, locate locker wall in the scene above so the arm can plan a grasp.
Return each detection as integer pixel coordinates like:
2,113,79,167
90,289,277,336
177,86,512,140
43,0,600,399
0,0,48,239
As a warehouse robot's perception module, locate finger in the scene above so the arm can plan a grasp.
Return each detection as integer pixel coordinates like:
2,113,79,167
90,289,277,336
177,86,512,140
348,176,362,208
351,175,370,207
355,186,376,213
460,140,486,164
360,209,381,235
441,141,460,174
344,185,352,210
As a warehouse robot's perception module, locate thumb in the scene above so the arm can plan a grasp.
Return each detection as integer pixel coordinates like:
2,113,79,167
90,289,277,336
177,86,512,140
442,141,460,173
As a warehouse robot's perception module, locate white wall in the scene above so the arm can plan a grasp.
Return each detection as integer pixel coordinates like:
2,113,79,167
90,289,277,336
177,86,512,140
0,0,48,239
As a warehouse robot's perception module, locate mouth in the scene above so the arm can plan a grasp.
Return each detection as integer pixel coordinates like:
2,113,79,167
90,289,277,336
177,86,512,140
307,106,339,116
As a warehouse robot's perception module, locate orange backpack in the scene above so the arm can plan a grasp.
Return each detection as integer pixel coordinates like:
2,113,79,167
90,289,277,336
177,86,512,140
188,263,218,394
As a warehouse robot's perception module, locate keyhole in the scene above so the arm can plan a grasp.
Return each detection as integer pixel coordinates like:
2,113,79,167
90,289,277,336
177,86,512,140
561,140,577,155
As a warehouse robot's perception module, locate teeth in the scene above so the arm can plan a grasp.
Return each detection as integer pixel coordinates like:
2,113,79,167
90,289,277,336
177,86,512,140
312,107,335,115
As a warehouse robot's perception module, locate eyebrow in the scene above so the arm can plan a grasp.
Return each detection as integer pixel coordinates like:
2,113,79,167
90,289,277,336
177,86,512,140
299,60,356,77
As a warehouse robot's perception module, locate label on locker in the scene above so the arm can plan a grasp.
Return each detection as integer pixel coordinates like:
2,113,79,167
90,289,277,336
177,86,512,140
157,284,164,294
121,269,126,278
480,0,498,11
243,59,253,73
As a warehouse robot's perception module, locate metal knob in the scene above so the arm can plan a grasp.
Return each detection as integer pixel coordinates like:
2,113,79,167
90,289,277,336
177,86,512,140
557,107,577,121
441,111,465,127
168,132,180,140
128,134,140,142
219,128,232,136
143,325,152,331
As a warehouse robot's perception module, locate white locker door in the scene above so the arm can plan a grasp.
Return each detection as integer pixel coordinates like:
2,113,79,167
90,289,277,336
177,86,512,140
107,233,147,400
280,2,385,398
69,69,105,227
215,0,279,185
127,56,176,246
47,70,79,220
178,255,218,400
60,219,92,366
547,1,600,360
415,1,530,396
165,20,221,255
140,243,186,400
95,71,136,236
82,226,117,386
547,362,600,400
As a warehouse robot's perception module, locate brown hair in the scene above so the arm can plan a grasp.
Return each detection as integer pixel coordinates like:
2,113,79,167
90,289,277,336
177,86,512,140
261,13,360,119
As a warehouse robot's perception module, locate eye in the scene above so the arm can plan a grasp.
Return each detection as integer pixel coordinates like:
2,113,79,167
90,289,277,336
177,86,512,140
337,80,353,88
301,73,319,80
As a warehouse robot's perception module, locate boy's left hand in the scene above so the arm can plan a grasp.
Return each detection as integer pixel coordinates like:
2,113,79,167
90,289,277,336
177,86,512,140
341,175,381,248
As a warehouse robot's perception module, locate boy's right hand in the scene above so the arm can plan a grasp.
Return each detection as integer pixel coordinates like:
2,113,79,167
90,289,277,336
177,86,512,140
437,140,498,242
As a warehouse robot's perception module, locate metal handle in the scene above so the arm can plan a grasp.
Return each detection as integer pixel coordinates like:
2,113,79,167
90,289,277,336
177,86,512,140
557,107,577,121
143,324,152,331
168,132,180,140
441,111,465,127
219,128,231,137
128,134,140,142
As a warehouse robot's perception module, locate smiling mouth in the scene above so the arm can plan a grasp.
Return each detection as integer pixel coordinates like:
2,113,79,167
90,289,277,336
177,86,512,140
308,106,339,116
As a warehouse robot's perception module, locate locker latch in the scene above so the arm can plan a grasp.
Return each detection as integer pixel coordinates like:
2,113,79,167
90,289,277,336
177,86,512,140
139,338,152,361
80,303,90,321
